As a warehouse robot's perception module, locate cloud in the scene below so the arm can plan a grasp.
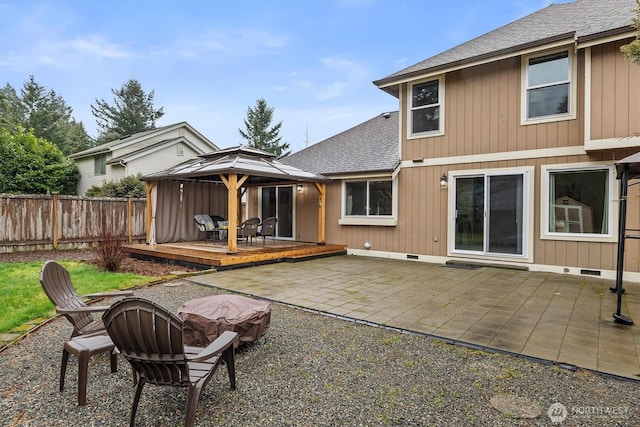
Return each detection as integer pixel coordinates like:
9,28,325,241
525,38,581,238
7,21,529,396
67,35,132,59
167,28,288,60
2,34,134,71
315,56,370,101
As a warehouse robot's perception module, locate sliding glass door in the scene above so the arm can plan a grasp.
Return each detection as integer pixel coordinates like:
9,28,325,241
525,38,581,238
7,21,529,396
453,171,527,257
261,186,293,238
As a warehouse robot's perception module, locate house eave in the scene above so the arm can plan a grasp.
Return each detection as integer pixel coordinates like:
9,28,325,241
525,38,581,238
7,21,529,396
373,32,576,95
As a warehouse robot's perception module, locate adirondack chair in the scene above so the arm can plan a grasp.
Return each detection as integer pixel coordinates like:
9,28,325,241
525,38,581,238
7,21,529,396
102,297,238,427
39,260,133,405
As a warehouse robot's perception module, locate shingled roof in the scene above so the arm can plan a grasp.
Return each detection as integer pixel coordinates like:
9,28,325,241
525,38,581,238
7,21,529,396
281,111,399,176
374,0,636,95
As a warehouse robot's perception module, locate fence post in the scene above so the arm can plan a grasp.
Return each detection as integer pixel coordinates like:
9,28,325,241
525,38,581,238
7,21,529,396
52,194,58,249
128,197,133,244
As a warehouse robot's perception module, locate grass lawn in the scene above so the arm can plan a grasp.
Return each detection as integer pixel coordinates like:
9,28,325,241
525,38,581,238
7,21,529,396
0,261,156,334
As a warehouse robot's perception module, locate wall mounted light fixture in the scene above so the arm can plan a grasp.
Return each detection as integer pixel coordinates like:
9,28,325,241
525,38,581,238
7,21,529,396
297,183,304,193
440,174,448,188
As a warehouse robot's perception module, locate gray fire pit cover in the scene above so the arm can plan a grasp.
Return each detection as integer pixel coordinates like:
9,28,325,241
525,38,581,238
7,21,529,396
178,294,271,348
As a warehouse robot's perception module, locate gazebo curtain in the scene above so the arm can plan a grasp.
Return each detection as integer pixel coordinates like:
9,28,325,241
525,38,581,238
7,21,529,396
155,180,228,243
148,184,158,244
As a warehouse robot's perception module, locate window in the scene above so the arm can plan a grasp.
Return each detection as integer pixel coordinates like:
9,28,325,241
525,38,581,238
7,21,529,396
544,167,613,237
524,50,573,121
94,155,106,175
345,180,393,216
410,77,443,136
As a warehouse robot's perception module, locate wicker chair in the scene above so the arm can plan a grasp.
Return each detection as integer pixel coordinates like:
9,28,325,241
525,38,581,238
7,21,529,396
239,217,261,244
259,216,278,243
102,297,238,427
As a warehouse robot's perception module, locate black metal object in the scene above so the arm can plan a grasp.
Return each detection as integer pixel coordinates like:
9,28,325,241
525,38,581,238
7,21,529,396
612,160,637,326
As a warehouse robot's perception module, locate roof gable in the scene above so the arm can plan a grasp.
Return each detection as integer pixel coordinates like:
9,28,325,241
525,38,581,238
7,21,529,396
374,0,636,93
281,111,399,176
69,122,217,159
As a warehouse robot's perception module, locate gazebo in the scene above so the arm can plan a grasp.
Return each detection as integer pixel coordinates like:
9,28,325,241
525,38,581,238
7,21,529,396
612,151,640,325
141,146,330,254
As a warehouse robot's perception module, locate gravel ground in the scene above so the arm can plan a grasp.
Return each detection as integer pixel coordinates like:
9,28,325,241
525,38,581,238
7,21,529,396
1,277,639,427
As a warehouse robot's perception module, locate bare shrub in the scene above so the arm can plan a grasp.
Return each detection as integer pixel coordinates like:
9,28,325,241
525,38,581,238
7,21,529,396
94,231,127,272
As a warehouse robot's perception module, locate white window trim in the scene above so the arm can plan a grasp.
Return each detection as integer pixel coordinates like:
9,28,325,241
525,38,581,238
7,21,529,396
447,167,534,263
540,162,617,243
339,176,398,226
521,47,577,125
407,75,445,139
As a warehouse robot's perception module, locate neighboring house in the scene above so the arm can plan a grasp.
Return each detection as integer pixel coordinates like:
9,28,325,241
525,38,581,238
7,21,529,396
69,122,218,196
285,0,640,281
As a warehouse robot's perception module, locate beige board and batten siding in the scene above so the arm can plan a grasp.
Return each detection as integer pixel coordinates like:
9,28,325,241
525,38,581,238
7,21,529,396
402,51,584,162
589,39,640,141
293,185,320,242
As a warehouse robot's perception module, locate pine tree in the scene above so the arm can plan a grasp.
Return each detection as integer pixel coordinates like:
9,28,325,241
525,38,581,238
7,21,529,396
239,98,290,158
91,79,164,144
621,0,640,63
0,76,93,155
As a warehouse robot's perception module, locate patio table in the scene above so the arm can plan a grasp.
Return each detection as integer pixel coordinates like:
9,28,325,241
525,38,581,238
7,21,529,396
178,294,271,348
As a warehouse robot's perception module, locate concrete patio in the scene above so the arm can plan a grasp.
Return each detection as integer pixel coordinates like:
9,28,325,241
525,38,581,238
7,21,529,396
189,255,640,381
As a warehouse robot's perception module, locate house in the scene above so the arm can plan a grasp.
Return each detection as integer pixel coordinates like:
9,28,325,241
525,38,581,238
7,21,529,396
69,122,218,196
284,0,640,282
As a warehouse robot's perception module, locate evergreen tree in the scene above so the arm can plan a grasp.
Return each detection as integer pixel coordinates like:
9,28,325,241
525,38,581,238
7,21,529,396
239,98,290,158
21,75,72,143
0,77,93,155
0,84,26,132
621,0,640,63
91,78,164,144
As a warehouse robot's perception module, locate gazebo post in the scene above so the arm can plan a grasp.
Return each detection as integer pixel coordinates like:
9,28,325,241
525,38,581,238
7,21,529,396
314,182,326,244
222,173,238,254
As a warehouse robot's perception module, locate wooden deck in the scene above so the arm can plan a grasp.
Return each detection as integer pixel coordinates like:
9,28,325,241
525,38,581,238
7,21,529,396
126,239,347,270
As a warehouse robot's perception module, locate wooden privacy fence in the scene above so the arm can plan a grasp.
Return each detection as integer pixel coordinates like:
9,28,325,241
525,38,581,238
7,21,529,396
0,194,147,253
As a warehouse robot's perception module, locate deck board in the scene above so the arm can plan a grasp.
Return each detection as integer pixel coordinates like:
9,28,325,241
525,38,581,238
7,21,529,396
126,240,347,269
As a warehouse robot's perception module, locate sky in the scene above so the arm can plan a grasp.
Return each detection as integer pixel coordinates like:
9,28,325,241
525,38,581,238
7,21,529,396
0,0,571,154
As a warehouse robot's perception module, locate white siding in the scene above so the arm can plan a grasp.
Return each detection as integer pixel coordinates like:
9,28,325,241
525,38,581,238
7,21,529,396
127,142,202,178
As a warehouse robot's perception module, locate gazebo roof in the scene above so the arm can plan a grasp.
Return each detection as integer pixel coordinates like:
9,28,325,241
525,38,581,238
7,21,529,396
615,151,640,180
141,145,329,185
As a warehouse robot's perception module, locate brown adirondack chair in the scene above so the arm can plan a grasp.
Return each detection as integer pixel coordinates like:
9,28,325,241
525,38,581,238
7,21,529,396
102,297,238,427
39,260,133,405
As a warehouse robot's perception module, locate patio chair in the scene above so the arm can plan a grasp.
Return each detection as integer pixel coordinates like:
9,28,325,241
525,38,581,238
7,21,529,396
102,297,238,427
259,216,278,243
195,214,228,241
39,260,133,405
239,217,261,244
194,214,216,240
